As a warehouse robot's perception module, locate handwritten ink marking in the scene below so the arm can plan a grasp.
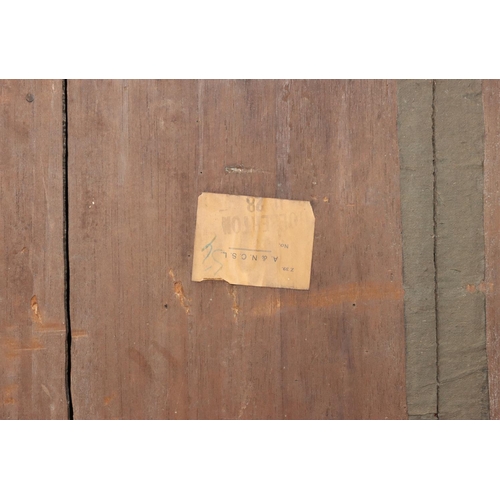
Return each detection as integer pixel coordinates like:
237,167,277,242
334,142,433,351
202,235,224,273
202,235,216,263
229,248,271,252
212,249,226,275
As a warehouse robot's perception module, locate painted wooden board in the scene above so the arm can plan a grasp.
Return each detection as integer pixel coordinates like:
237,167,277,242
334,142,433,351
434,80,488,419
0,80,66,419
397,80,437,419
68,80,406,419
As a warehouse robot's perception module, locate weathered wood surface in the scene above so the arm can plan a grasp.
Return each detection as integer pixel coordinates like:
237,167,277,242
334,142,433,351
483,80,500,419
0,80,66,419
3,79,498,420
68,80,406,419
276,80,406,418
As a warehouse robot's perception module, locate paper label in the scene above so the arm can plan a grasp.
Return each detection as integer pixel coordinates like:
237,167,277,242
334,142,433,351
192,193,315,290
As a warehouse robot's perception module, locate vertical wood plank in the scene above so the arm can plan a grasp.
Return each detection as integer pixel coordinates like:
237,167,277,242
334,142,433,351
397,80,437,419
435,80,489,419
190,81,283,418
277,81,406,418
483,80,500,419
69,80,196,418
0,80,66,419
69,80,406,419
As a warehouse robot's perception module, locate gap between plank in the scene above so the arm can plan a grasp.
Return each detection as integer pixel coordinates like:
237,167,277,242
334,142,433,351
431,79,440,420
63,79,74,420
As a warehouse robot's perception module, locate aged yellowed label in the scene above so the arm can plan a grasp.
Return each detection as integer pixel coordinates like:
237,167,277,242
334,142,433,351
192,193,315,290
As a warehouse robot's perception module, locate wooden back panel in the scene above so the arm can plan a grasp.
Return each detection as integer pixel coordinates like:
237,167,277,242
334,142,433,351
68,80,406,419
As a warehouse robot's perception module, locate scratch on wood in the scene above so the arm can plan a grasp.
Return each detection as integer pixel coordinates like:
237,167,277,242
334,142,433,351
168,269,191,314
238,397,250,419
71,330,89,339
41,384,51,400
224,164,268,174
250,282,404,316
1,337,46,357
34,323,66,334
16,339,46,352
237,383,253,418
229,287,240,320
30,295,42,323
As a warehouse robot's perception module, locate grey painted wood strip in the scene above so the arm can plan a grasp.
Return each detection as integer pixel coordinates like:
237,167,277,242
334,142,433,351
434,80,489,419
398,80,438,418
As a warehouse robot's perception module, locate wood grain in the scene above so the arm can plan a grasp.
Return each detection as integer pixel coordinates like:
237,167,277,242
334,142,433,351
483,80,500,419
0,80,66,419
68,80,406,419
276,81,406,418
